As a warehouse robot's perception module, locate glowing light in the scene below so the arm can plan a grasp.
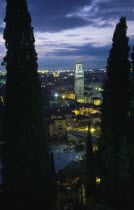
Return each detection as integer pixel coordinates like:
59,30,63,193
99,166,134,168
90,128,95,133
96,177,101,184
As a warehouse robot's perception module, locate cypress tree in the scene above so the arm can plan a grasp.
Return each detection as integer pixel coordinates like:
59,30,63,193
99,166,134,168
131,46,134,73
99,17,130,209
102,16,130,146
85,121,96,203
118,137,130,181
116,137,134,210
126,46,134,209
125,47,134,167
2,0,51,200
48,151,57,208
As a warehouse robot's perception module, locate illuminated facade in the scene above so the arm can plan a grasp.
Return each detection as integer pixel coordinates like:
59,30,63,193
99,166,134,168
61,91,75,100
91,97,102,105
72,106,99,116
74,61,84,103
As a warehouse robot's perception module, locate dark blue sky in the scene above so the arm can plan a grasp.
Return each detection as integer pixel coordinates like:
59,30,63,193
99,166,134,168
0,0,134,70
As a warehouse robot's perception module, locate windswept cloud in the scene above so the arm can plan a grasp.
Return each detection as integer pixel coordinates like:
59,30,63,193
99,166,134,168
67,0,134,22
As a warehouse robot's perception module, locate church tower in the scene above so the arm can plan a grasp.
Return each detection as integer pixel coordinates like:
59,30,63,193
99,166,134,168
74,61,84,103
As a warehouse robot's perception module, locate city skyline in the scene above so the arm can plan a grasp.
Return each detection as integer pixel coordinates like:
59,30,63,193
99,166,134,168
0,0,134,70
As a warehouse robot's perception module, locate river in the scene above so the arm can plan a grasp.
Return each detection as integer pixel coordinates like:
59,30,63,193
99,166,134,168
49,143,85,172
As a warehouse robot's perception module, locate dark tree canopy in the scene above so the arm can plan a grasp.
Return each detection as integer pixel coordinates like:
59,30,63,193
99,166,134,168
99,17,131,209
2,0,49,194
131,46,134,73
102,17,130,145
107,17,130,78
86,122,96,201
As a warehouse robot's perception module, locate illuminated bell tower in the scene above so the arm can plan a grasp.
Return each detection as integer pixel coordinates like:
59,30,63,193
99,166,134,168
74,61,84,103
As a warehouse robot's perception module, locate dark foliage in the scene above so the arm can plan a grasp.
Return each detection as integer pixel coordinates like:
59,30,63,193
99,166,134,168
131,46,134,73
86,121,96,202
99,17,131,209
1,0,56,206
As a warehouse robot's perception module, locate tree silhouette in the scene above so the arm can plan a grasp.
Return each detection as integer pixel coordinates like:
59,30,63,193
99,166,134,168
99,17,130,209
86,121,96,203
2,0,51,199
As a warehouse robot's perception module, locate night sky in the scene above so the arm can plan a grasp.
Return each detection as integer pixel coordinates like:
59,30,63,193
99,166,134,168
0,0,134,70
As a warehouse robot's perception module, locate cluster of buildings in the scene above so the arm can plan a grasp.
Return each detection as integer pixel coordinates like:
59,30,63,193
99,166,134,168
0,63,106,141
44,62,106,141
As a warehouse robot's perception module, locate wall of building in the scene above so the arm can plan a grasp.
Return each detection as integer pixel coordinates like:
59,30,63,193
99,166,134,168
49,119,67,138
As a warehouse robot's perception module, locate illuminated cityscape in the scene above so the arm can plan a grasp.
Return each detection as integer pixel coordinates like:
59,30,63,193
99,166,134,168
0,0,134,209
0,64,106,158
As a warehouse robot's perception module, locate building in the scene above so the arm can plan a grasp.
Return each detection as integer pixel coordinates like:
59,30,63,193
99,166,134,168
74,61,84,103
91,97,102,106
48,118,67,139
84,88,102,104
72,115,90,131
72,103,100,116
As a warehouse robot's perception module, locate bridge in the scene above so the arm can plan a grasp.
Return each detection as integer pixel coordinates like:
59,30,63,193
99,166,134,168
67,130,99,146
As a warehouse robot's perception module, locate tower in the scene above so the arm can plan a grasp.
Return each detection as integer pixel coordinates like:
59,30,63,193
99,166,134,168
74,61,84,103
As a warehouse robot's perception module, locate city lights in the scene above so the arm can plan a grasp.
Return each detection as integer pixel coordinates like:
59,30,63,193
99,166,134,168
96,177,101,184
90,128,95,133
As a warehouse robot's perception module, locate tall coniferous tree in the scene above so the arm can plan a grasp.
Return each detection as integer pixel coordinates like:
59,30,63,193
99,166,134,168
102,16,130,147
131,46,134,73
99,17,130,209
2,0,50,196
126,46,134,209
126,47,134,142
86,122,96,203
48,151,57,208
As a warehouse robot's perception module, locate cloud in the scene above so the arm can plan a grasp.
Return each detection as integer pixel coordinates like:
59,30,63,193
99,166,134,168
34,16,91,33
45,42,110,57
65,34,80,37
27,0,91,32
38,55,107,70
67,0,134,23
33,17,134,65
0,27,4,33
26,0,134,35
129,35,134,46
